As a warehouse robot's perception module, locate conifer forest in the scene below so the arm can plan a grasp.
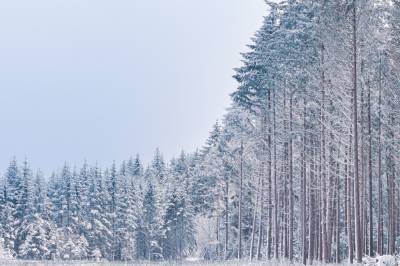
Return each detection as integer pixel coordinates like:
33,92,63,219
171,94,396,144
2,0,400,265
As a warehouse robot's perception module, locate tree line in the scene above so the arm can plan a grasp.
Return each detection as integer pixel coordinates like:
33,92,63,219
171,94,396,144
0,152,197,261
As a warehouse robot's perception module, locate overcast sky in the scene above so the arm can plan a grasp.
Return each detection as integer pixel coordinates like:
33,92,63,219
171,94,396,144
0,0,268,174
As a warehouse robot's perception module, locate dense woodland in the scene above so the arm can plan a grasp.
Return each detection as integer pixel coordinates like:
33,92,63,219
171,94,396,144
1,0,400,264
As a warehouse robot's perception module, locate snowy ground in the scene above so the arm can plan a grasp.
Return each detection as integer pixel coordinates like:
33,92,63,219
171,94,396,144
0,259,309,266
2,256,398,266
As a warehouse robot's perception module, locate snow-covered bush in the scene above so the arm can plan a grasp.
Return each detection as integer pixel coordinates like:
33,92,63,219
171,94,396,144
17,215,56,260
0,238,13,263
55,229,89,260
90,248,102,262
364,255,399,266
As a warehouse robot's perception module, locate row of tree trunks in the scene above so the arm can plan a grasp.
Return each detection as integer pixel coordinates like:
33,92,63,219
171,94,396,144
234,4,398,261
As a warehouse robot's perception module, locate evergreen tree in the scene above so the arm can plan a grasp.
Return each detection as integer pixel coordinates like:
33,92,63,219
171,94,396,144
3,159,22,255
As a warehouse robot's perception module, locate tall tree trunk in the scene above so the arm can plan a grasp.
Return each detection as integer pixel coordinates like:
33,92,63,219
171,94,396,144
320,42,328,264
257,157,265,260
238,140,243,260
347,138,354,264
352,0,362,262
336,146,341,264
388,113,396,255
377,53,383,255
257,111,268,260
273,87,279,260
283,85,289,260
267,90,273,260
387,171,392,254
224,177,229,260
326,101,336,262
308,142,315,265
288,91,294,262
301,99,307,265
250,175,261,260
216,216,220,259
360,68,366,257
367,79,373,256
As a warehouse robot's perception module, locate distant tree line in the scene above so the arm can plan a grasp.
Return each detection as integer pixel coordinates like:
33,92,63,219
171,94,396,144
0,151,197,261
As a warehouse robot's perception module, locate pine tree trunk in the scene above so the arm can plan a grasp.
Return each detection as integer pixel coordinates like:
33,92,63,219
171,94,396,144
257,113,267,260
367,79,373,256
238,140,243,260
360,74,366,257
308,143,315,265
320,42,328,264
288,92,294,262
250,176,261,260
273,87,279,260
267,89,273,260
387,171,392,254
347,138,354,264
352,0,362,262
336,147,341,264
216,216,220,259
388,114,396,255
377,53,383,256
301,99,307,265
283,86,289,260
326,104,336,262
257,161,265,260
224,177,229,260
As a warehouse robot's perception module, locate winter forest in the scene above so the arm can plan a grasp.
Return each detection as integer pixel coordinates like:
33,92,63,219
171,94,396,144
1,0,400,265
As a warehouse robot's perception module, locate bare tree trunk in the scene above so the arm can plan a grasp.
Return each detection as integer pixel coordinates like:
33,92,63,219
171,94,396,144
224,177,229,260
352,0,362,262
283,85,289,260
388,114,396,255
216,216,220,259
344,145,348,239
284,168,288,259
326,101,336,262
257,166,265,260
257,108,269,260
377,53,383,256
360,71,366,257
288,92,294,262
387,171,392,254
320,43,328,264
391,170,397,255
317,168,322,262
367,79,374,257
301,98,307,265
336,146,341,264
308,143,315,265
347,138,354,264
273,87,279,260
238,140,243,260
267,89,273,260
250,175,261,260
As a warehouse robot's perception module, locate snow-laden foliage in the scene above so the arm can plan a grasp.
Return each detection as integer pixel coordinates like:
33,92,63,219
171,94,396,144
0,154,197,262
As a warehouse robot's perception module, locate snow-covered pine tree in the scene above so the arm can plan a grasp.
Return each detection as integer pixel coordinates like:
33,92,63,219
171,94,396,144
114,161,136,261
162,152,196,260
16,159,36,258
140,175,163,261
2,159,22,256
58,164,89,260
86,165,111,260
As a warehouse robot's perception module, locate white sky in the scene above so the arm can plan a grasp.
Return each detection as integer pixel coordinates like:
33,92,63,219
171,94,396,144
0,0,268,173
